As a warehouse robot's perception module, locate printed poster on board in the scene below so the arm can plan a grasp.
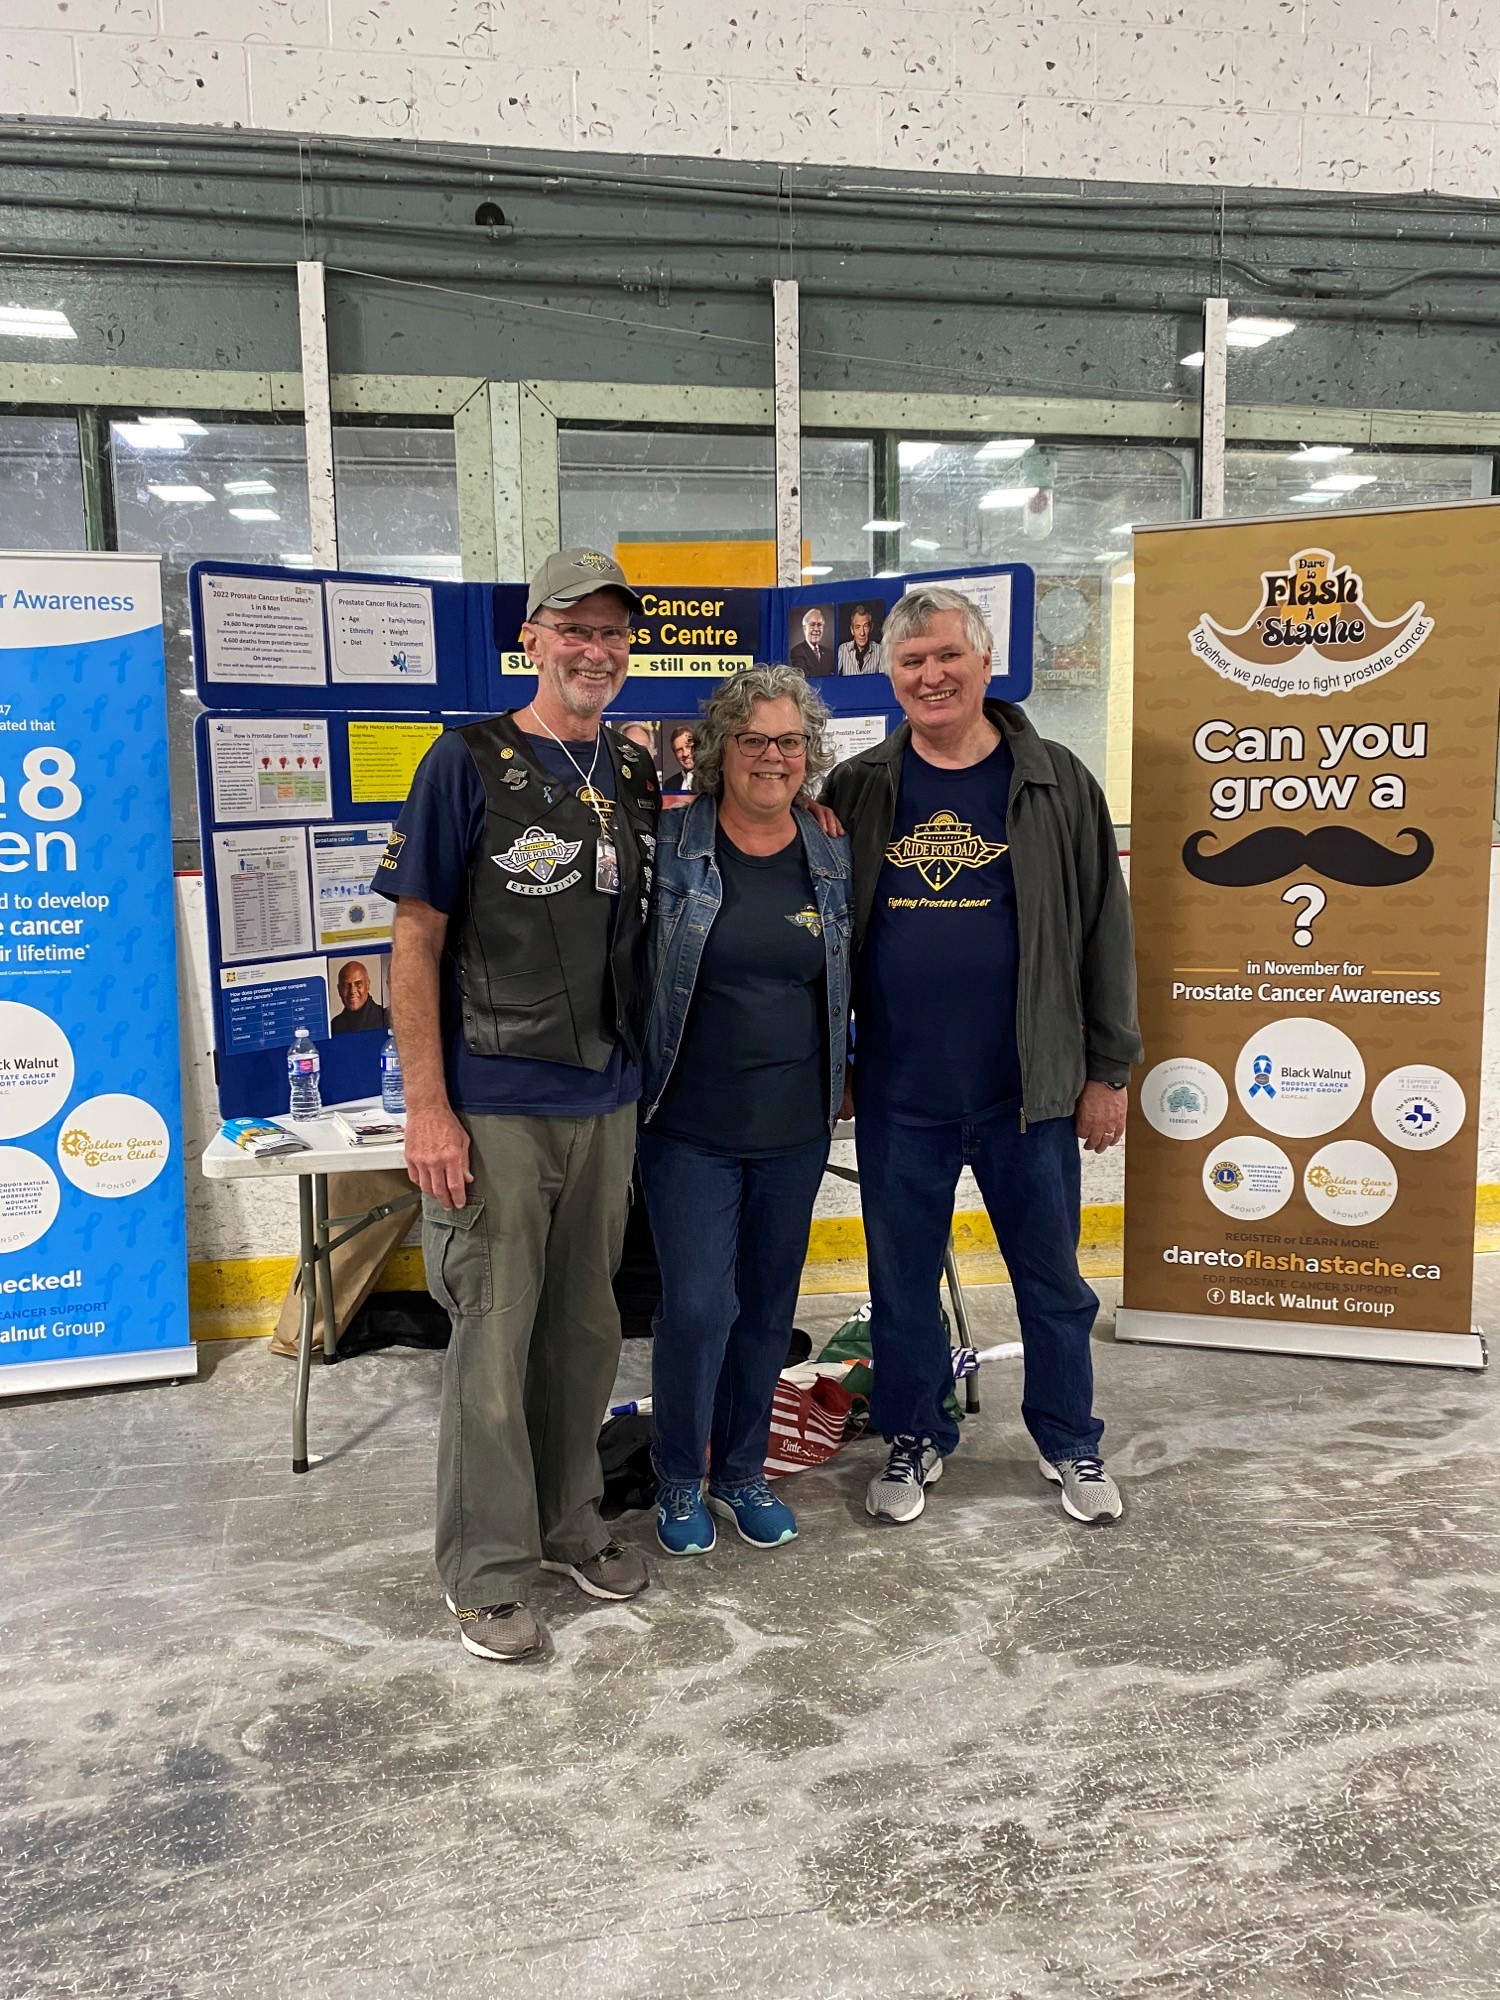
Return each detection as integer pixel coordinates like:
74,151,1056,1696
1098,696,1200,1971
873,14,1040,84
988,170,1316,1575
1119,504,1500,1366
0,553,192,1395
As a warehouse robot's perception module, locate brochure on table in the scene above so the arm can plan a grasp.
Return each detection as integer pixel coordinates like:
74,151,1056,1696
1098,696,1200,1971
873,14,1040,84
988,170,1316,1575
192,558,1034,1120
0,552,193,1398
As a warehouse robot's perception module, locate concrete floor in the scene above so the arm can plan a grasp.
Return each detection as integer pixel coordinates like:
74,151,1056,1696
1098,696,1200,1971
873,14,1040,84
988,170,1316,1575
4,1275,1500,2000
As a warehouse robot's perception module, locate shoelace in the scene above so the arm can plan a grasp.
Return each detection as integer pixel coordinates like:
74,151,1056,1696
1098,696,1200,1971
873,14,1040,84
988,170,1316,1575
659,1484,704,1522
1066,1457,1108,1484
884,1435,930,1486
717,1479,777,1509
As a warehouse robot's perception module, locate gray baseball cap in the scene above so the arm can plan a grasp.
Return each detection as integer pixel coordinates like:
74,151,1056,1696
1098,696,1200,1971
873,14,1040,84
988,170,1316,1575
526,547,644,618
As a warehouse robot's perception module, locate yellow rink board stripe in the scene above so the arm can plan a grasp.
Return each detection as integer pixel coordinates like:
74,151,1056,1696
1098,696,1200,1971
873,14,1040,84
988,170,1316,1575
188,1191,1500,1338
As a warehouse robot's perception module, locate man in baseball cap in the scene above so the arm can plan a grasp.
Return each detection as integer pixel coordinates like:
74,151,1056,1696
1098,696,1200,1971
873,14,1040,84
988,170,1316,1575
379,548,658,1663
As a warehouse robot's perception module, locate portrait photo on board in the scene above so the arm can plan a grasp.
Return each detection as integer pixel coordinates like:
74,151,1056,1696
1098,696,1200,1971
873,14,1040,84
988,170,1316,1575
327,953,389,1036
836,600,886,676
662,718,699,795
788,603,836,678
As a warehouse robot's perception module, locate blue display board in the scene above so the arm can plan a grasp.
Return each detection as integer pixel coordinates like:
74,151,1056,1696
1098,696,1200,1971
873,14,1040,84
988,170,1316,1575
192,556,1033,1120
0,553,193,1397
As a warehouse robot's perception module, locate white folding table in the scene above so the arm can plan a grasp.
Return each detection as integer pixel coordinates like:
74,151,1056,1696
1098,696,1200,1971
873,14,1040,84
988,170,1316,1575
200,1101,418,1474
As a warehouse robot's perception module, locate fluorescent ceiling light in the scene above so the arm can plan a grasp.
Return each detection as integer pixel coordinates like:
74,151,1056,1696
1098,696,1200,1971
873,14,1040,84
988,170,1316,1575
280,552,315,566
1230,316,1296,338
976,437,1034,460
136,414,205,435
1290,491,1332,504
1309,474,1377,493
229,506,280,522
801,564,833,577
1114,521,1136,534
898,441,940,465
147,484,214,504
874,569,902,578
115,424,186,450
862,518,905,532
0,305,77,340
909,538,940,551
1111,571,1136,587
1179,352,1206,369
224,478,275,496
978,485,1039,510
1289,444,1353,462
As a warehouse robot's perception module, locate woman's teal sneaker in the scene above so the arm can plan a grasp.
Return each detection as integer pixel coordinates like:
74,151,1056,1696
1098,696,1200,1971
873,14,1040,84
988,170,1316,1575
656,1479,716,1556
707,1478,798,1549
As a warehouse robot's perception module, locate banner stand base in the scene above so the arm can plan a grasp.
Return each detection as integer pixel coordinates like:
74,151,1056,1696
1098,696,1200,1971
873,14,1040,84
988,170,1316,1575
0,1344,199,1402
1115,1308,1486,1372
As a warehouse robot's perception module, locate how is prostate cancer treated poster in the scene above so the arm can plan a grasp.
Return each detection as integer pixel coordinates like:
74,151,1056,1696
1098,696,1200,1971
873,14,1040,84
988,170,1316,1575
1123,504,1500,1356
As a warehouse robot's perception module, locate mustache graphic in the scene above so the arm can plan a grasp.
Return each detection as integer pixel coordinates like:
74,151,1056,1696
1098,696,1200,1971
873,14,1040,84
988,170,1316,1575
1183,824,1434,888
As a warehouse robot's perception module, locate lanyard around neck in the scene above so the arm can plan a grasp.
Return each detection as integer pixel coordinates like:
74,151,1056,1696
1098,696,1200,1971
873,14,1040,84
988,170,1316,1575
526,709,606,833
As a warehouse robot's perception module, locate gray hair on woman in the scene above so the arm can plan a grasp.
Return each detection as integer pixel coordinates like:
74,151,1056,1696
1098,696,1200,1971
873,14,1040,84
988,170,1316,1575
881,585,992,666
689,664,834,800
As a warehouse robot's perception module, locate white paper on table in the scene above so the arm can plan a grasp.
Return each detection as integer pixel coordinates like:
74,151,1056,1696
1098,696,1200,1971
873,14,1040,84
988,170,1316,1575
310,822,395,950
325,580,437,684
199,571,327,685
213,828,315,962
906,571,1012,662
207,716,333,824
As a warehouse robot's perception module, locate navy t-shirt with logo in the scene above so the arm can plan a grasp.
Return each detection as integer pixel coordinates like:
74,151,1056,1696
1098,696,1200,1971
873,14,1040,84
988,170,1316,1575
854,737,1023,1126
375,726,640,1117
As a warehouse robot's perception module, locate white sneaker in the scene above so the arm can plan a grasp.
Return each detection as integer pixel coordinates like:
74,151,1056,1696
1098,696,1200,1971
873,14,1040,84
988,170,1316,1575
1040,1454,1123,1524
866,1434,944,1523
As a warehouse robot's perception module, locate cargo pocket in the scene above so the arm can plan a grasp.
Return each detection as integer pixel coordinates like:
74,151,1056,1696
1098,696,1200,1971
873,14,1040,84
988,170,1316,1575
421,1195,492,1318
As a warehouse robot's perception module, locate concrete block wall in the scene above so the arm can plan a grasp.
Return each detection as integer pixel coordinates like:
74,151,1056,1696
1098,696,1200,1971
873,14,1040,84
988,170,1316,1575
5,1,1499,199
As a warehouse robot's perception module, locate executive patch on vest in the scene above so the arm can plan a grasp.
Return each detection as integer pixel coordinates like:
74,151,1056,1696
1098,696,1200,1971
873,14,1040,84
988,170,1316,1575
491,824,584,896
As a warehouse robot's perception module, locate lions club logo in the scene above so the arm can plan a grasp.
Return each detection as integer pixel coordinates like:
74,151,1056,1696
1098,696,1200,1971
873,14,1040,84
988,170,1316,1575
884,810,1007,892
492,825,583,898
1208,1159,1244,1193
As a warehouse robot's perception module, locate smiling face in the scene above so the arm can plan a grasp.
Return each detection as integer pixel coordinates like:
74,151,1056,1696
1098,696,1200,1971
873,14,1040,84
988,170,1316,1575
720,695,806,822
887,608,992,749
851,608,873,647
671,726,695,771
338,962,370,1012
521,585,632,723
802,610,825,648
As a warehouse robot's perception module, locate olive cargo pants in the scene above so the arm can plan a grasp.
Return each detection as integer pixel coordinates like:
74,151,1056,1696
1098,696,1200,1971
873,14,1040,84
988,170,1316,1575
422,1104,636,1609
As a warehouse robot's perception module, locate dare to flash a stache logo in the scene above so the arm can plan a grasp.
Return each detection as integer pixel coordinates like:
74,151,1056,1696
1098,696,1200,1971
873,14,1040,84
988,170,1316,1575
1182,824,1435,888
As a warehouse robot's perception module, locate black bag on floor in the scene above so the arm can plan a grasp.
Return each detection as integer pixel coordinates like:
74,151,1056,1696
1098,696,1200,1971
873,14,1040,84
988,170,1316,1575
338,1289,453,1357
598,1412,657,1519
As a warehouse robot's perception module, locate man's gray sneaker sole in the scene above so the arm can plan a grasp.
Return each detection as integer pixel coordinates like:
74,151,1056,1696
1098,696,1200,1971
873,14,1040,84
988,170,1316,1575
1039,1457,1123,1524
866,1453,943,1522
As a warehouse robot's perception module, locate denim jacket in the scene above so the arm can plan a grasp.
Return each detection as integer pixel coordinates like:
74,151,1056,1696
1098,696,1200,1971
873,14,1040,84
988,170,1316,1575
641,794,854,1134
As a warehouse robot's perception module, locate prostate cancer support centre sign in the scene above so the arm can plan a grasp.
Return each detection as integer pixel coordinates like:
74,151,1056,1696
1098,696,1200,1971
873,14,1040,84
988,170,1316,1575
1120,502,1500,1371
0,551,192,1398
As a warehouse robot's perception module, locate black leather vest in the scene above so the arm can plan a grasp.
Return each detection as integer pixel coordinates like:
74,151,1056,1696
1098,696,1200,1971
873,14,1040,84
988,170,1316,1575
449,712,660,1071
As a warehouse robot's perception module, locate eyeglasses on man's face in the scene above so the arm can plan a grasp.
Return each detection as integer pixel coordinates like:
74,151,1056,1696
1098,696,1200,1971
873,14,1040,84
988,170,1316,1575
732,731,810,758
531,617,632,649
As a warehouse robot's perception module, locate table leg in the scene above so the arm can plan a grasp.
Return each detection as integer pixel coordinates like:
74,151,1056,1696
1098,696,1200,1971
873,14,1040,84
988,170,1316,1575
292,1174,317,1475
312,1172,338,1366
943,1234,981,1415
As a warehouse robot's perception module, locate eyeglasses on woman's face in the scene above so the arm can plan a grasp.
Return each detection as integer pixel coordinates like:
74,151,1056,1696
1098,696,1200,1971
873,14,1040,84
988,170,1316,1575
731,731,809,759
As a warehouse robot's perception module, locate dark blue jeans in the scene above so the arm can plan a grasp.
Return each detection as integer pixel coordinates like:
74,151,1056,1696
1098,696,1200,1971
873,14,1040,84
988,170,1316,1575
638,1129,830,1486
855,1104,1103,1462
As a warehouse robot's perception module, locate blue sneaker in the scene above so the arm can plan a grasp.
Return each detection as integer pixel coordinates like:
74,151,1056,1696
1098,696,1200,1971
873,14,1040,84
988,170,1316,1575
707,1478,798,1549
656,1479,716,1557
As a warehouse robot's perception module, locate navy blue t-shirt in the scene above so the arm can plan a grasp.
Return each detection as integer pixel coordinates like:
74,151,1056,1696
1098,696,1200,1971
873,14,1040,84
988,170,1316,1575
374,726,641,1118
854,737,1022,1125
651,829,828,1158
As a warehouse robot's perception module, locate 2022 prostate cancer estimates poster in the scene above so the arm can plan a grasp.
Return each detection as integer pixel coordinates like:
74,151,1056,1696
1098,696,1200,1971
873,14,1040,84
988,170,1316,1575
0,553,192,1396
1120,504,1500,1369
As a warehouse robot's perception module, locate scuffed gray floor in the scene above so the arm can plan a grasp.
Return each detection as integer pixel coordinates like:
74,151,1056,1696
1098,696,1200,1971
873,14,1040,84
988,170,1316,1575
5,1273,1500,1999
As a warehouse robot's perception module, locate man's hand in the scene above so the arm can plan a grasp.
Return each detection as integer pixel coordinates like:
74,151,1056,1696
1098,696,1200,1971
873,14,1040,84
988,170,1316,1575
405,1104,473,1207
1075,1080,1126,1154
808,800,846,839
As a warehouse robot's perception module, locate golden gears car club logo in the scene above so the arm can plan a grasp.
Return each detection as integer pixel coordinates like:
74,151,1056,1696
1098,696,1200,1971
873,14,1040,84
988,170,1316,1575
884,811,1008,892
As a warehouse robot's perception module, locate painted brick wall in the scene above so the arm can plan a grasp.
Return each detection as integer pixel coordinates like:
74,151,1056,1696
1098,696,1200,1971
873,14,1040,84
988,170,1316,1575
3,1,1495,197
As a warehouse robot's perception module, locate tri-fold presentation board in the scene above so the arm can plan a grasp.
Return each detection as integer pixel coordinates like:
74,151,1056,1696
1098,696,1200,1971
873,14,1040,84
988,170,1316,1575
192,558,1034,1120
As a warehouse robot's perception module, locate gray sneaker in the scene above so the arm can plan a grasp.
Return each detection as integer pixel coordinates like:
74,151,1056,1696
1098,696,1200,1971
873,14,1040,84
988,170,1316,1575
541,1540,650,1601
1040,1454,1123,1524
451,1600,545,1661
865,1434,944,1523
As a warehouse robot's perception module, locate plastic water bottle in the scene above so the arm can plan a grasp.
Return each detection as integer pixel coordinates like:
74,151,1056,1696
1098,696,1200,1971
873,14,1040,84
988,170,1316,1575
287,1027,322,1121
380,1031,405,1114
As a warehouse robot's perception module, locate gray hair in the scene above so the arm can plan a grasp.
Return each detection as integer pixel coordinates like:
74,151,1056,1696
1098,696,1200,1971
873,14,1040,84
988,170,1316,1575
881,585,993,669
689,665,833,800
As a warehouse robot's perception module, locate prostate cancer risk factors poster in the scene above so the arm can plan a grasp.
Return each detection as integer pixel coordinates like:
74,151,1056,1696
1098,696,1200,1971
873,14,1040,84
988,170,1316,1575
1119,503,1500,1370
0,552,193,1396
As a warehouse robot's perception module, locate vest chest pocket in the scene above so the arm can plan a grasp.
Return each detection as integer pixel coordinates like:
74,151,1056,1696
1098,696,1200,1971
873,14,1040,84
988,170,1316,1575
421,1195,492,1318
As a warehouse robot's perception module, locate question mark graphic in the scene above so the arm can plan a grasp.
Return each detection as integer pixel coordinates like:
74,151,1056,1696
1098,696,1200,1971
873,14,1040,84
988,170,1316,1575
1281,881,1327,948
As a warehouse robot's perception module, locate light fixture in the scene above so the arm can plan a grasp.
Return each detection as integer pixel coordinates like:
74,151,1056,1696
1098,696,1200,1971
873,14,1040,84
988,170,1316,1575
1179,352,1206,369
1290,491,1332,504
147,484,214,504
1228,316,1296,344
279,552,315,566
136,414,205,435
874,568,902,578
976,437,1034,460
224,478,276,496
1114,521,1136,534
801,564,833,577
909,537,940,552
978,485,1039,510
1111,571,1136,587
862,518,905,532
1288,445,1353,462
898,441,940,466
115,423,187,450
0,305,77,341
229,506,280,522
1309,474,1377,493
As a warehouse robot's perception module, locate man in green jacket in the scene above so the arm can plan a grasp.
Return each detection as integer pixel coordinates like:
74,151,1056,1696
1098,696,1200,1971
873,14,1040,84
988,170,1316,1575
821,585,1142,1529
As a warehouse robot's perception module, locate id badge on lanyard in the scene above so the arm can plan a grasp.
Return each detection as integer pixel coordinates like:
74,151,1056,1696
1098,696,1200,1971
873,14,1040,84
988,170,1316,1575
594,835,620,894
